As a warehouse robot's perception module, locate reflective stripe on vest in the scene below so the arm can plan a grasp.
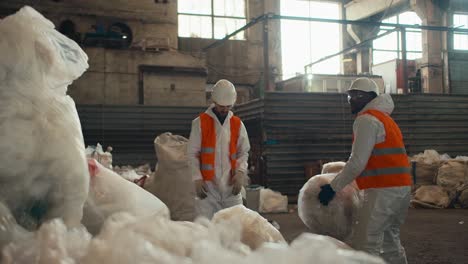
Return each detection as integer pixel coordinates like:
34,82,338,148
355,109,412,190
199,113,241,181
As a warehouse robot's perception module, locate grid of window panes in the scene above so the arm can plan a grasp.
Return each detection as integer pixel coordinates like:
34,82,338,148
178,0,246,40
281,0,341,79
373,12,422,65
453,14,468,50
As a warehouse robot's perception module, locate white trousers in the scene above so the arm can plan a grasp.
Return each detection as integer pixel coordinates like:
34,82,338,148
350,186,411,264
195,183,243,219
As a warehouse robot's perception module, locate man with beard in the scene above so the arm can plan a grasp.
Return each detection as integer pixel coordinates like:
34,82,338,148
318,78,412,264
188,79,250,219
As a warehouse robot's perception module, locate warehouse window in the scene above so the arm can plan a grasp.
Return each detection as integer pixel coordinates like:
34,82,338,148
281,0,341,79
178,0,246,40
453,14,468,50
373,11,422,65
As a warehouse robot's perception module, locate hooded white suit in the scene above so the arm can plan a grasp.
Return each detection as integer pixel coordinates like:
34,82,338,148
187,104,250,219
331,94,411,264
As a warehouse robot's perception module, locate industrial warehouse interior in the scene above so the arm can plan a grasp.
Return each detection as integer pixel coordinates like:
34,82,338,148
0,0,467,263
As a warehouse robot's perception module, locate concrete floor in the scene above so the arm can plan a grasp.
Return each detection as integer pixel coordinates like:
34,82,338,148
264,208,468,264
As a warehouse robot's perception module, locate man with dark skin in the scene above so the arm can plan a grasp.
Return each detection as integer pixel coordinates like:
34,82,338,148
318,78,412,264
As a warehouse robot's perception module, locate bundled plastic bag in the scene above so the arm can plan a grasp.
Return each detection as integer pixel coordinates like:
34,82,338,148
258,189,288,213
145,133,196,221
410,150,449,189
437,160,468,190
82,159,169,234
212,205,286,250
410,185,450,209
321,161,346,174
298,173,362,242
0,6,89,230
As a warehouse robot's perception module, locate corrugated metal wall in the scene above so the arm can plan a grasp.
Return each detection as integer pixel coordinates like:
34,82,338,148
236,92,468,196
77,105,205,166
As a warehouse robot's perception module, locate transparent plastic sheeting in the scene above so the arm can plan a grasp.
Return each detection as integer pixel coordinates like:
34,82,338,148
1,205,384,264
0,5,89,233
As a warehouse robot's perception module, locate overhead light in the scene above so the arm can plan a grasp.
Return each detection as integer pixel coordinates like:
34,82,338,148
122,35,128,39
307,74,314,80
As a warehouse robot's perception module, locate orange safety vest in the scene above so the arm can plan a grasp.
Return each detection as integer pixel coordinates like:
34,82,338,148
355,109,412,190
199,113,241,181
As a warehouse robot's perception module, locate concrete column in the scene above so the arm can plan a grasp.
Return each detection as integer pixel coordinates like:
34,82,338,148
346,24,380,74
411,0,445,93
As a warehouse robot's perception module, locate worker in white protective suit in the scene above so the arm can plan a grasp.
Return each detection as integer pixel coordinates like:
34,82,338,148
318,78,412,264
187,79,250,219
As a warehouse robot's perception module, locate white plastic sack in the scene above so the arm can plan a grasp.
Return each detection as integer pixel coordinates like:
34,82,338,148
212,205,286,250
82,159,169,234
321,161,346,174
410,185,450,209
259,189,288,213
145,133,196,221
298,173,362,242
0,6,89,230
437,160,468,190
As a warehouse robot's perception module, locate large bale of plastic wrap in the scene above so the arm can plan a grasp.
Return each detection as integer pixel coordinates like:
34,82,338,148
145,133,196,221
321,161,346,174
298,173,362,242
410,185,450,209
458,186,468,208
2,212,385,264
0,6,89,230
0,202,30,252
212,205,286,249
82,159,169,234
258,189,288,213
437,160,468,190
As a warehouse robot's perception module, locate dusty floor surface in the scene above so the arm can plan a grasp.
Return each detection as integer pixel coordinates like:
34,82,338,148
264,208,468,264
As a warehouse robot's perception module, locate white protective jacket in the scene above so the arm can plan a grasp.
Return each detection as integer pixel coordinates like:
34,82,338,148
330,94,394,192
187,104,250,200
330,94,411,264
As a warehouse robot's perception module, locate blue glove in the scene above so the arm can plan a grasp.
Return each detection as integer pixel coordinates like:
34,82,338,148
318,184,336,206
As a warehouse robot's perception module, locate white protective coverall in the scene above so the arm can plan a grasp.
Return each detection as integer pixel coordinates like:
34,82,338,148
187,104,250,219
330,94,411,264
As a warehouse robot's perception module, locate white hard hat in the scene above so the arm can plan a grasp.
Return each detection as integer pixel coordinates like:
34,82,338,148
348,77,380,95
211,79,237,106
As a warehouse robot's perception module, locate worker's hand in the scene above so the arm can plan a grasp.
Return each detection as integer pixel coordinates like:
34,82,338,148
231,170,249,195
318,184,336,206
194,179,208,199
